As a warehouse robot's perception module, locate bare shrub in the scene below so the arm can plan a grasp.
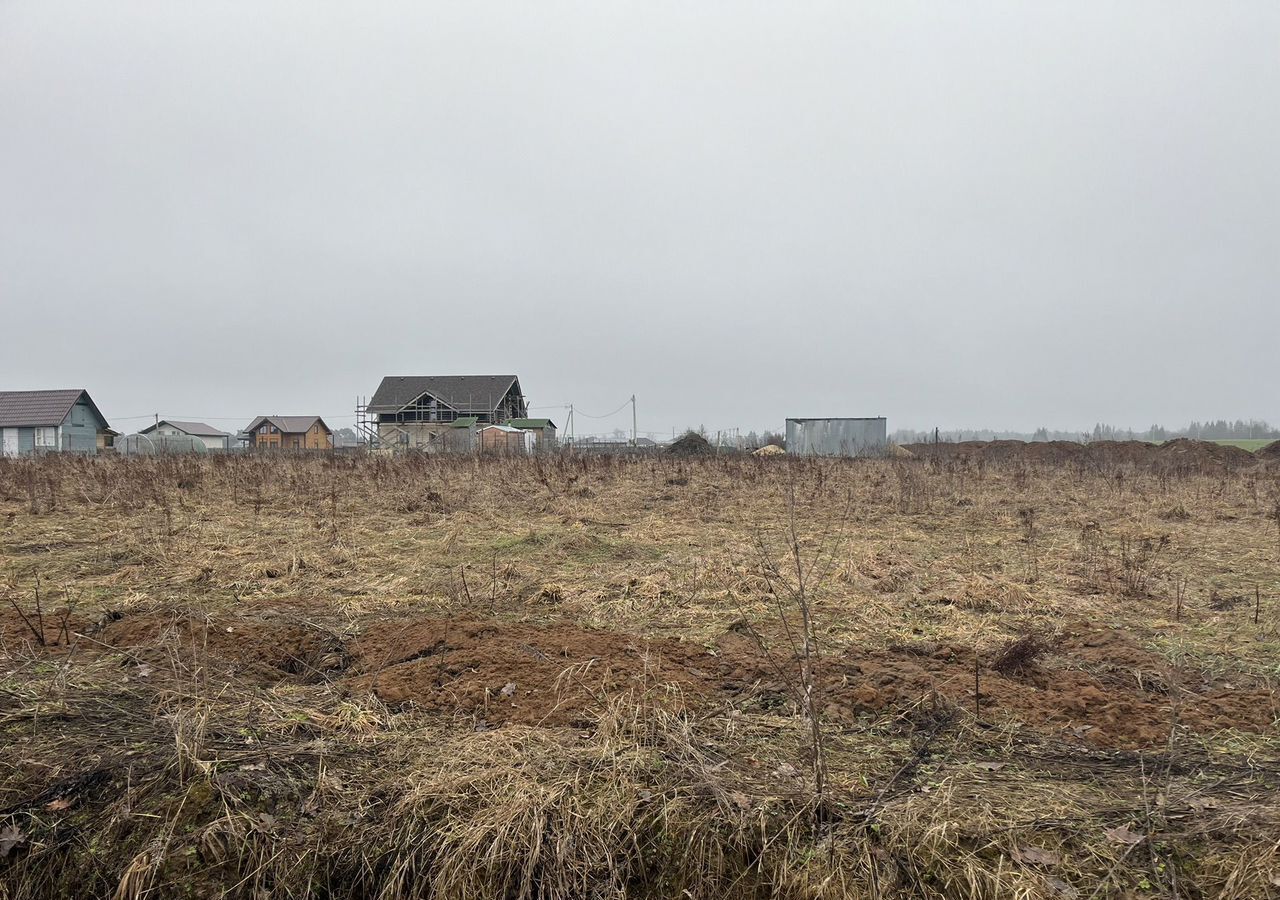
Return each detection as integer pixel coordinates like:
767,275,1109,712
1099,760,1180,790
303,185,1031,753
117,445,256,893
1119,533,1172,597
991,633,1050,674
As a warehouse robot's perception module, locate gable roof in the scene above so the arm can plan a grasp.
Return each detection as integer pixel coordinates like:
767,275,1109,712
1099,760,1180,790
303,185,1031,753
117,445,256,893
245,416,331,435
141,419,228,438
507,418,557,430
0,389,108,429
368,376,521,413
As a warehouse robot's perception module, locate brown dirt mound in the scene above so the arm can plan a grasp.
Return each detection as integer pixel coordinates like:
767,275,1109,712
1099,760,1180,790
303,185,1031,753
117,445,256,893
346,617,710,726
1022,440,1087,463
667,431,714,456
98,613,346,682
901,438,1263,472
0,605,101,649
9,603,1271,750
343,615,1278,748
712,628,1276,748
1157,438,1256,469
1258,439,1280,460
1087,440,1159,466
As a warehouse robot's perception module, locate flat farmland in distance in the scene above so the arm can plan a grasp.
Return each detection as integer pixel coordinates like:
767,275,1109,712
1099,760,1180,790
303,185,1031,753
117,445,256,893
2,451,1279,899
1209,438,1275,452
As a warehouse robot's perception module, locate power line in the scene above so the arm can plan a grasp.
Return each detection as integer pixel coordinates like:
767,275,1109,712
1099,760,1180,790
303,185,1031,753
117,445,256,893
109,413,358,423
573,399,633,419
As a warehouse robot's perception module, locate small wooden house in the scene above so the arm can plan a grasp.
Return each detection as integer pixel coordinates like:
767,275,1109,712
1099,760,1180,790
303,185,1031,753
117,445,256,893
244,416,333,450
507,418,558,451
478,423,534,455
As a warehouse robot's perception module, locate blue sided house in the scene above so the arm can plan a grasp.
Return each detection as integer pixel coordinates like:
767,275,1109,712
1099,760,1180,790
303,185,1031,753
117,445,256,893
0,389,112,456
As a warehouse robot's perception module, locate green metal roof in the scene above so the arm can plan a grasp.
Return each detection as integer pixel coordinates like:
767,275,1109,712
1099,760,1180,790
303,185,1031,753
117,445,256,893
450,416,479,428
507,418,556,429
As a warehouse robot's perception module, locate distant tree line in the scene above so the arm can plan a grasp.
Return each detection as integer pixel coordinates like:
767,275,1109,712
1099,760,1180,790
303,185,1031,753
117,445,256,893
893,419,1280,445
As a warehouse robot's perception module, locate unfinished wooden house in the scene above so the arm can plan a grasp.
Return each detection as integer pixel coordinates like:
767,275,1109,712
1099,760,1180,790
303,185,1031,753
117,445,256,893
361,375,528,452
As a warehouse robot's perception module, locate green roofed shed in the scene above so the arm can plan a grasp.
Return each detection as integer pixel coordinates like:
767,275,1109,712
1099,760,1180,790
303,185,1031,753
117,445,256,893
505,417,557,452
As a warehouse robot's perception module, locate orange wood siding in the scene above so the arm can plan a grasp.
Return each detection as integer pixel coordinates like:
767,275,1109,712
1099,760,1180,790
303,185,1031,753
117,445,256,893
306,422,333,449
250,420,331,450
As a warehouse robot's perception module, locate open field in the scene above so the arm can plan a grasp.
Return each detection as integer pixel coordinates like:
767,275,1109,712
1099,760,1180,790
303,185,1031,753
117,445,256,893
1208,439,1276,453
2,451,1280,898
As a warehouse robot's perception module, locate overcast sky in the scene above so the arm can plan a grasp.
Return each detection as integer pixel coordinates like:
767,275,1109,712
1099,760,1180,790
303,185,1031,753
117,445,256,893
2,3,1277,437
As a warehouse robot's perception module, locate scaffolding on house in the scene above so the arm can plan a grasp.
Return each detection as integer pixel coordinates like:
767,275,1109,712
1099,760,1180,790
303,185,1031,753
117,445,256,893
354,397,379,448
356,389,526,452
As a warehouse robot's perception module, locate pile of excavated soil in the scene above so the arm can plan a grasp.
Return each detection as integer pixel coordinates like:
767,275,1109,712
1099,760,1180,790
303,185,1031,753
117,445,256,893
345,617,709,726
904,439,1264,472
98,613,347,682
1087,440,1160,466
344,615,1276,748
667,431,715,456
1258,439,1280,462
7,606,1273,748
1157,437,1257,469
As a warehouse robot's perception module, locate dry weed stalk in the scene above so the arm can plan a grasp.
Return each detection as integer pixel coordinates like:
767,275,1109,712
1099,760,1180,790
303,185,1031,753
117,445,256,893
748,474,852,830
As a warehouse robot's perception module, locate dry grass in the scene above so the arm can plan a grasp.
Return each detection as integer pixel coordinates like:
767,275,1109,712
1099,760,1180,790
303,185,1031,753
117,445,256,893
1,451,1279,898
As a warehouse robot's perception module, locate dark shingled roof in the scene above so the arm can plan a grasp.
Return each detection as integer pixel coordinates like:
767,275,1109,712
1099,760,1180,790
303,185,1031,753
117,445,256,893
141,420,228,438
368,376,521,413
245,416,331,435
0,389,107,429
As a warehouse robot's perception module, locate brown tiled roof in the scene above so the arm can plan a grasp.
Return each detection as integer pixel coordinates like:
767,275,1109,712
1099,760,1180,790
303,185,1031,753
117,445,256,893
245,416,331,435
0,389,106,428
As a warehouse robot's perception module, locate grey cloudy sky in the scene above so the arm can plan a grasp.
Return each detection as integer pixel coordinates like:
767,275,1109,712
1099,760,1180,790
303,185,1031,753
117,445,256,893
2,3,1277,438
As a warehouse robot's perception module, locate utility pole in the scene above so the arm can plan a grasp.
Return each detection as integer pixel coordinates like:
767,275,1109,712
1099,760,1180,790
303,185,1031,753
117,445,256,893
631,395,637,447
568,404,574,443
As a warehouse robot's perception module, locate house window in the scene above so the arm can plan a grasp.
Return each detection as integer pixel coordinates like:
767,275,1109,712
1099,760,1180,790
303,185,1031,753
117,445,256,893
34,427,57,448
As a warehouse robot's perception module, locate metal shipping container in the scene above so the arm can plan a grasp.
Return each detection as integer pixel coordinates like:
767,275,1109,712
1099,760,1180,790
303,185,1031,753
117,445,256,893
785,417,887,457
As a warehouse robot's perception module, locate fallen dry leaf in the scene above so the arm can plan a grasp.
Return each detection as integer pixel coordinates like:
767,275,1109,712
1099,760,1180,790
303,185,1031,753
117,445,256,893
1045,875,1079,898
1104,824,1144,845
1014,845,1061,866
0,825,26,858
45,797,73,812
500,681,517,698
974,760,1006,771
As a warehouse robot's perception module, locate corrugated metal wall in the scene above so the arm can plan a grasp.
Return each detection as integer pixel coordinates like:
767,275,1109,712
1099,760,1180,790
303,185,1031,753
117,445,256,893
785,418,887,457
